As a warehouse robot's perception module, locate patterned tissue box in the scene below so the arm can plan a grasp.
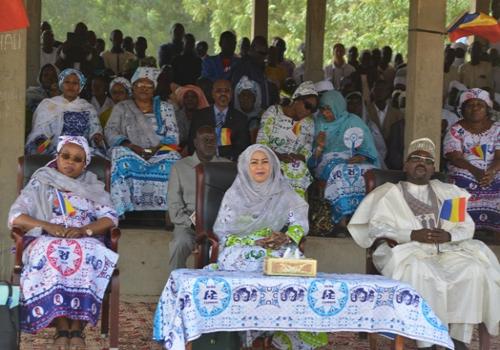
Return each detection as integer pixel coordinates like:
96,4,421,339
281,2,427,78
263,257,317,277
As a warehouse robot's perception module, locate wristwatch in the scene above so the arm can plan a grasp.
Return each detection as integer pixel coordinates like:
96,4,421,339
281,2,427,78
85,229,93,237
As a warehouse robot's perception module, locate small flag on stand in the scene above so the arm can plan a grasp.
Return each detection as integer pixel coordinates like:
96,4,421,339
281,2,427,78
470,144,488,160
158,144,180,153
36,138,52,154
292,122,302,136
56,190,76,218
439,197,466,222
447,12,500,43
220,128,232,146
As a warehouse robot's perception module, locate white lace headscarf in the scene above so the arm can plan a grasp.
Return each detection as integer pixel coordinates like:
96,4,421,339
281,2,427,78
213,144,308,238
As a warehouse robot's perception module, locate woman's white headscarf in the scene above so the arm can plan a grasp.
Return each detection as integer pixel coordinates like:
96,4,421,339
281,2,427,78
109,77,132,96
131,67,160,88
234,75,262,118
213,144,308,238
56,136,91,166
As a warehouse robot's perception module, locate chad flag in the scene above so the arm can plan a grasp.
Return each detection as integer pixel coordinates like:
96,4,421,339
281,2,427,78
220,128,232,146
56,190,76,218
470,144,488,160
36,137,52,154
0,0,29,32
448,12,500,43
440,197,466,222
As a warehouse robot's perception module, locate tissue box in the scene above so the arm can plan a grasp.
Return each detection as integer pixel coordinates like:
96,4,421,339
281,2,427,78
263,257,317,277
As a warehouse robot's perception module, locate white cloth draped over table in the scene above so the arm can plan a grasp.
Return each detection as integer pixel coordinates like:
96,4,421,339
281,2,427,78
348,180,500,345
152,269,454,350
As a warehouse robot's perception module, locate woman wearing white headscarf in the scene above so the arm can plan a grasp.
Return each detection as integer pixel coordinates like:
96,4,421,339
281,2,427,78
213,144,327,349
234,75,264,139
256,81,318,197
98,77,132,127
105,67,181,215
25,68,104,157
9,136,118,348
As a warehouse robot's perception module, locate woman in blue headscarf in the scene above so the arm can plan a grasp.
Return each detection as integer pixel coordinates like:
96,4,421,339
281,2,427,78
25,68,104,157
310,90,379,225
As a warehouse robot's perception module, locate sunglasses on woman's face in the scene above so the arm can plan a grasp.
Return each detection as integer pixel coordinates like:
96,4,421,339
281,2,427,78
59,152,85,164
303,100,318,113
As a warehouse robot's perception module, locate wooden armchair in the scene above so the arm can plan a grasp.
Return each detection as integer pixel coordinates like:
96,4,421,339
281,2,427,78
193,162,238,268
11,155,121,349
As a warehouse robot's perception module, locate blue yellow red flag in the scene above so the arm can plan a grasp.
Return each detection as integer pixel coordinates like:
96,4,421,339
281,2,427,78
439,197,466,222
448,12,500,43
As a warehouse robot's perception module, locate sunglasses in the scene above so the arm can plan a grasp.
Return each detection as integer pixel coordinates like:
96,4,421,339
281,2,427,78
59,152,85,164
303,100,318,113
408,155,435,165
134,82,154,90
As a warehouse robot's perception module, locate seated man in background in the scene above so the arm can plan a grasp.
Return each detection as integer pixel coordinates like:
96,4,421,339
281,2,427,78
188,79,250,161
348,138,500,350
167,126,227,270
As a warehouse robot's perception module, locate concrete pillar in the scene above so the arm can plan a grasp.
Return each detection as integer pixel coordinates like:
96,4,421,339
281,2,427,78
251,0,268,40
0,29,27,279
26,0,41,87
405,0,446,166
304,0,326,82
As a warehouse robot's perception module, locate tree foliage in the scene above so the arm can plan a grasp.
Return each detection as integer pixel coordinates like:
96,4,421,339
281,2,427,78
43,0,471,65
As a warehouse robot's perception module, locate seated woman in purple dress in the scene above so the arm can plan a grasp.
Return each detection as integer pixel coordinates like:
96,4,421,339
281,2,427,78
9,136,118,349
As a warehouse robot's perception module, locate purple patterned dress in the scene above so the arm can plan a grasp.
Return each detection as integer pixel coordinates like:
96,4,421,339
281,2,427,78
444,121,500,231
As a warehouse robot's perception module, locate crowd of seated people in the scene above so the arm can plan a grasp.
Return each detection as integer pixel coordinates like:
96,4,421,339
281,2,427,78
12,19,499,349
26,20,499,231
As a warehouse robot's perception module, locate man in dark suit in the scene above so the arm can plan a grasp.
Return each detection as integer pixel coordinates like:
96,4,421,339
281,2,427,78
189,79,250,161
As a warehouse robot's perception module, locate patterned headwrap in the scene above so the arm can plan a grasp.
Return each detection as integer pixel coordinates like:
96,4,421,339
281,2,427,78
174,84,209,109
292,81,318,100
109,77,132,96
459,88,493,109
131,67,160,88
235,76,259,96
58,68,86,92
407,138,436,159
56,136,91,166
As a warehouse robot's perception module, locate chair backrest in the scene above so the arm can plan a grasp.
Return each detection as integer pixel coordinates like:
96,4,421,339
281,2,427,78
17,155,111,193
364,169,448,194
195,162,238,266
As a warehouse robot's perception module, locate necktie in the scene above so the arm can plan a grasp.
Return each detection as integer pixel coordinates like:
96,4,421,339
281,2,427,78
215,111,225,156
216,111,225,129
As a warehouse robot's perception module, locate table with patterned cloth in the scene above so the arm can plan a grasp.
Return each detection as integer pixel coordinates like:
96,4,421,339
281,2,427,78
153,269,454,350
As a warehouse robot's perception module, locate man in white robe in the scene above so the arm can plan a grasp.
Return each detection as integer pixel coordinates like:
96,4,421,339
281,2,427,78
348,138,500,350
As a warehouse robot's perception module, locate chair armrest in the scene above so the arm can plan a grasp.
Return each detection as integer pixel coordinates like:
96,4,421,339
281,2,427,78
372,237,398,250
207,237,219,264
109,227,121,252
11,226,26,273
298,237,306,253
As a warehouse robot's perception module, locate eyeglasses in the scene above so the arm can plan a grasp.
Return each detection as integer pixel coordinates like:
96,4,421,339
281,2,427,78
134,83,154,90
303,100,318,113
408,155,435,165
59,152,85,164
